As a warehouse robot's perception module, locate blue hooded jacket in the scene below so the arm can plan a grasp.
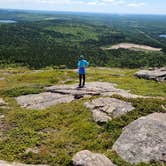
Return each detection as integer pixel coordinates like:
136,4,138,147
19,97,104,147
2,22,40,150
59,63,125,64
78,59,89,74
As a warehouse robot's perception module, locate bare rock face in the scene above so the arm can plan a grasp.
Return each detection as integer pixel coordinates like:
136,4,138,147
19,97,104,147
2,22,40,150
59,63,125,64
45,82,141,98
0,160,48,166
15,92,74,110
85,98,135,123
135,68,166,82
72,150,116,166
112,113,166,164
16,82,141,110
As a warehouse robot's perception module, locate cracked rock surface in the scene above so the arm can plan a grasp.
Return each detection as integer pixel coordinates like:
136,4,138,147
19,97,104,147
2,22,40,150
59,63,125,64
45,82,140,98
85,97,135,123
16,82,141,110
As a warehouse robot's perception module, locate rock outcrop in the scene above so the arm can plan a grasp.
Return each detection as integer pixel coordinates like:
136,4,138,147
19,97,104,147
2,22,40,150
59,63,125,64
135,68,166,82
85,98,135,123
15,92,74,110
16,82,142,110
72,150,116,166
0,160,48,166
45,82,140,98
112,113,166,164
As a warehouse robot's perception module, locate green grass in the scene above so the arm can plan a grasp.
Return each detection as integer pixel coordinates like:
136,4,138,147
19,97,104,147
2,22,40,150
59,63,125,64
0,67,165,166
1,67,165,97
87,68,166,97
0,86,44,97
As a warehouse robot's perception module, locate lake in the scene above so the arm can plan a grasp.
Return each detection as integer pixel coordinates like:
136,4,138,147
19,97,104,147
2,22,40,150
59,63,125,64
159,34,166,38
0,20,17,24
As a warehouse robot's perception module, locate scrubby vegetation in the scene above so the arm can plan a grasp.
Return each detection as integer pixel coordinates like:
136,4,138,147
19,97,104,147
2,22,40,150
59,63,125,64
0,67,165,166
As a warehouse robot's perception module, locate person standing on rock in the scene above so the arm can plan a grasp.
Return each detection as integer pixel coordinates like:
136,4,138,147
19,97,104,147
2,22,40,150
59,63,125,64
77,55,89,88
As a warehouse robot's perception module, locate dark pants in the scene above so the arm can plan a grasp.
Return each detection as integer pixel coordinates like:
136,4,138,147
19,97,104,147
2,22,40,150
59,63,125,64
79,74,85,87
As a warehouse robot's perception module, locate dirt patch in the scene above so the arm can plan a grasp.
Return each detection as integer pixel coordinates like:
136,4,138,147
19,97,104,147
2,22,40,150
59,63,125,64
102,43,161,51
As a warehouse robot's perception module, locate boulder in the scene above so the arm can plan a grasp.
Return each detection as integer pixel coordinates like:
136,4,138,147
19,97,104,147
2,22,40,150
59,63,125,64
135,68,166,82
85,98,135,123
72,150,116,166
0,160,48,166
112,113,166,164
15,92,74,110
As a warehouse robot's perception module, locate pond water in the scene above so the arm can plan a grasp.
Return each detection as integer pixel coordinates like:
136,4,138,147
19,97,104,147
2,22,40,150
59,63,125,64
0,20,17,24
159,34,166,38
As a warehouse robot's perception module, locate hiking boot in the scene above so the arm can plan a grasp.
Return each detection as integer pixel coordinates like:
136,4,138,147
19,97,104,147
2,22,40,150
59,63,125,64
77,85,82,89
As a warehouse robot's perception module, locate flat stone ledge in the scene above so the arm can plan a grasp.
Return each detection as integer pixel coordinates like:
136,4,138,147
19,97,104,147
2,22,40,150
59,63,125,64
45,82,141,98
15,82,145,110
15,92,74,110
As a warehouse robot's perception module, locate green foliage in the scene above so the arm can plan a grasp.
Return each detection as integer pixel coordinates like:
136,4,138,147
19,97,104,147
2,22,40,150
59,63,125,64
0,86,44,97
106,49,166,68
0,10,166,69
1,94,165,165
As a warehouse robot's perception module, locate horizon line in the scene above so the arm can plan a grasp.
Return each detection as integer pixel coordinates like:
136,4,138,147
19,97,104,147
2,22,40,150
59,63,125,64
0,7,166,16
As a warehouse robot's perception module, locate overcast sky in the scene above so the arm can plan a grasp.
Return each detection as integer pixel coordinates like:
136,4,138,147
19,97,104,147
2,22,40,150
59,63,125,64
0,0,166,15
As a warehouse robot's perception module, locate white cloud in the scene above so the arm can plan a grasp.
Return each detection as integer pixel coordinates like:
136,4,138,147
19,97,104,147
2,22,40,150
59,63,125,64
39,0,72,5
0,0,148,13
128,2,145,7
100,0,115,2
4,0,145,8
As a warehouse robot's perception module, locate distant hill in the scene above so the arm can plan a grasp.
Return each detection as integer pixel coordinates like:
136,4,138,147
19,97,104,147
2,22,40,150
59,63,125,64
0,9,166,68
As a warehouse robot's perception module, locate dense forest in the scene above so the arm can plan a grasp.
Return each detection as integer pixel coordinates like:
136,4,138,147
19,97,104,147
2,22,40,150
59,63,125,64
0,9,166,69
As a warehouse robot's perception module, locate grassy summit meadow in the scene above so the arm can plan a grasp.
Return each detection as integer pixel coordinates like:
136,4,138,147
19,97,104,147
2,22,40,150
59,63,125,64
0,67,165,166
